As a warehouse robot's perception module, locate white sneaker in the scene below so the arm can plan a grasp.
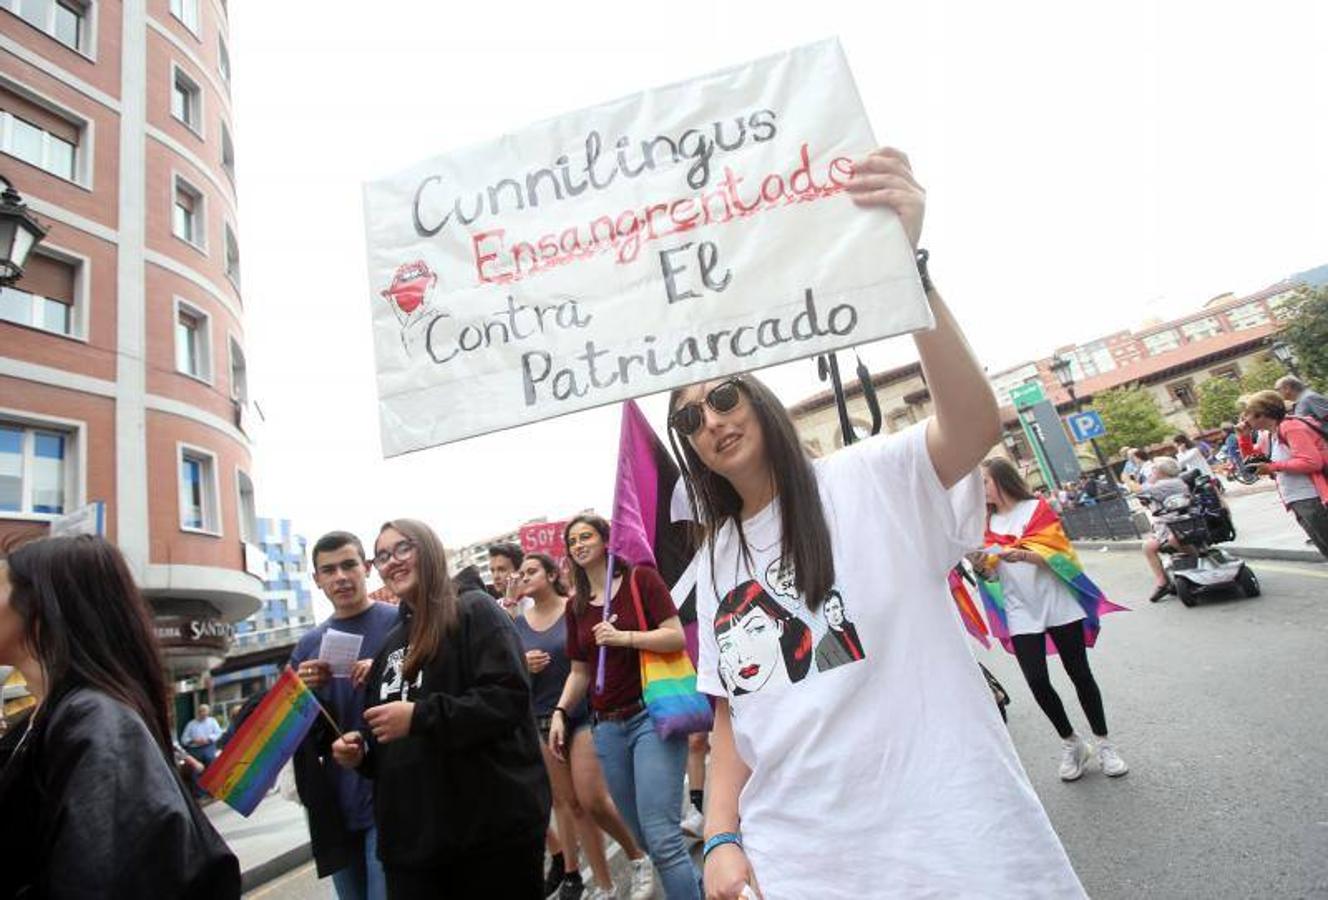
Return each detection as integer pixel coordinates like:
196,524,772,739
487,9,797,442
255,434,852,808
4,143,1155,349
586,887,616,900
1059,734,1092,781
680,806,704,841
1097,739,1129,777
628,856,655,900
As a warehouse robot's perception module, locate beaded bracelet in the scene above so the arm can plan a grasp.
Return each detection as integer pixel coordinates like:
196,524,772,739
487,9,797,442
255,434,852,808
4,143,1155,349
702,831,742,861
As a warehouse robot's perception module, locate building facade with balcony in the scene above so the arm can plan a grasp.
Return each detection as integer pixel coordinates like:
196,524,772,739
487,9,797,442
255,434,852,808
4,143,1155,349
0,0,261,699
788,270,1318,481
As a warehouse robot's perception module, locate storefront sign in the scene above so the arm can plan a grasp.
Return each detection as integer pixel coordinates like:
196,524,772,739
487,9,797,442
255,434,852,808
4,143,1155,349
155,617,234,652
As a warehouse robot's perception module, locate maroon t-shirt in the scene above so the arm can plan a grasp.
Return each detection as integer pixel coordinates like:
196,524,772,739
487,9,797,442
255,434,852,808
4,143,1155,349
565,566,678,713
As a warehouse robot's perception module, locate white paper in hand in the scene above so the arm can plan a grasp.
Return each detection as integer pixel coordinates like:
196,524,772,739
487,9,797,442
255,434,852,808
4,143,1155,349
317,630,364,679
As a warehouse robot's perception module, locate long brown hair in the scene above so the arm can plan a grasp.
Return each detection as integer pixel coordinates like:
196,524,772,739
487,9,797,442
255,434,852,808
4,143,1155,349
2,535,174,762
563,515,628,617
378,519,458,681
981,458,1036,515
667,374,836,612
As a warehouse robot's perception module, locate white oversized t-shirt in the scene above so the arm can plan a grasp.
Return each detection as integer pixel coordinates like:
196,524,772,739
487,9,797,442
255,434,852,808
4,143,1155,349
696,423,1085,899
988,499,1087,637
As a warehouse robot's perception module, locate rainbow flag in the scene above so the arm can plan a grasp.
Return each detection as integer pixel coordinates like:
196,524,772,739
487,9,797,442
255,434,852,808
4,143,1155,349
978,497,1129,655
199,667,322,816
948,565,991,648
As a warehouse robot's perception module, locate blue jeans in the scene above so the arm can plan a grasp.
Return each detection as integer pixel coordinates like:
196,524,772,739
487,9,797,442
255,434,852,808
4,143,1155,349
593,711,700,900
330,826,386,900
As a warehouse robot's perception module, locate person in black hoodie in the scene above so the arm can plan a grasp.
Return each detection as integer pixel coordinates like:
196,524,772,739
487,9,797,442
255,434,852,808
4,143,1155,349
0,535,239,899
332,519,551,899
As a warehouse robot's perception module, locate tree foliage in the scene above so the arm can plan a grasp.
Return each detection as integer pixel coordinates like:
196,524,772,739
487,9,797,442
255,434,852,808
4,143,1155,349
1239,358,1287,394
1278,285,1328,390
1196,377,1243,430
1090,387,1170,451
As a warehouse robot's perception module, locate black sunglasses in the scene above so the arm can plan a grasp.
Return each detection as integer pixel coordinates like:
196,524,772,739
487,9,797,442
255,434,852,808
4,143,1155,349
669,379,744,436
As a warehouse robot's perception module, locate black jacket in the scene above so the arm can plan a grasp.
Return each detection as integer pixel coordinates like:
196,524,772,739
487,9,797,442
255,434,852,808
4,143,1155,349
0,688,240,899
359,588,550,867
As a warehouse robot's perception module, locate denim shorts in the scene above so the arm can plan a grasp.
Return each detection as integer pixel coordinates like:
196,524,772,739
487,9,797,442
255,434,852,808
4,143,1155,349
537,710,589,743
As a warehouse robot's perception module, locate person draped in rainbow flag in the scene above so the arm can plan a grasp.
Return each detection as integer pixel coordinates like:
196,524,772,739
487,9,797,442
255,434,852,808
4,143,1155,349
969,458,1131,782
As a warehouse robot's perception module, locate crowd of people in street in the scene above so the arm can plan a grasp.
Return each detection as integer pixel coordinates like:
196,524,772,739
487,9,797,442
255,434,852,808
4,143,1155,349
1,143,1324,900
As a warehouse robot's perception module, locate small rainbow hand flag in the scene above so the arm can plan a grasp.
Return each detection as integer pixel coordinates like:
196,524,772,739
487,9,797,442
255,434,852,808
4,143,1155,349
199,666,322,816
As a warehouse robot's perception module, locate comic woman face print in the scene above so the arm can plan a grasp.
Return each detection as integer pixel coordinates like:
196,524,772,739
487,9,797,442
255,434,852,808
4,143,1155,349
714,580,813,695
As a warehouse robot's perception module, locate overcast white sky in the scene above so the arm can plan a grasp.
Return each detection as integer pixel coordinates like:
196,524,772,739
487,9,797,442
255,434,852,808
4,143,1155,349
229,0,1327,596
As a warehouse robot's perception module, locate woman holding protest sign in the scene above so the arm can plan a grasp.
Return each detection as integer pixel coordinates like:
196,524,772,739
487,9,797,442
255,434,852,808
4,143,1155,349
331,520,551,898
516,551,649,900
549,515,700,900
671,147,1085,899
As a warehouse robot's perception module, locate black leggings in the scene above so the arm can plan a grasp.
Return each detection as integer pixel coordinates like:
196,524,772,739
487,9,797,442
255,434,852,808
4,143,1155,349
1011,621,1108,739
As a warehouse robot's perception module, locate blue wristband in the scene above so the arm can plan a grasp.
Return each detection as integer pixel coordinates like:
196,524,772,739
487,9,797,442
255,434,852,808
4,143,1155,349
702,831,742,860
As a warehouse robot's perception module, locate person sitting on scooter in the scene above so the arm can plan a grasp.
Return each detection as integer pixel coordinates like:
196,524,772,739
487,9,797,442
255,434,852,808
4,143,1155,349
1138,457,1191,602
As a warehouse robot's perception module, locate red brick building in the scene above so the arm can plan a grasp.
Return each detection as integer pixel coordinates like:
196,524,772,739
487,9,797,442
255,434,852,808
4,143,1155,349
1,0,260,689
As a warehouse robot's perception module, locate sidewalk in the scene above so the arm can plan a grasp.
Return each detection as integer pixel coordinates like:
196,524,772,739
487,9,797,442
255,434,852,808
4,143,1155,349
1075,481,1325,563
206,791,311,892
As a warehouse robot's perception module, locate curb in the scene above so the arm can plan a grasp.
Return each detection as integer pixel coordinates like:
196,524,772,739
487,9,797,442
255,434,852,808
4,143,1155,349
240,841,313,894
1073,541,1326,564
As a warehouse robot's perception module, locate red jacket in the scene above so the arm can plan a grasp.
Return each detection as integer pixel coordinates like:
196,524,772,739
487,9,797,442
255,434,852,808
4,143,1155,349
1268,417,1328,506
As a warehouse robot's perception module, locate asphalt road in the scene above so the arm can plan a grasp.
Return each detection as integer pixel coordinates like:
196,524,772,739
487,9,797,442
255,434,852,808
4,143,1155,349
248,550,1328,899
979,549,1328,899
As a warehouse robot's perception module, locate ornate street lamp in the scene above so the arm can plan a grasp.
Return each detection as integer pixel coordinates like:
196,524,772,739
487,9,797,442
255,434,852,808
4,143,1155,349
1049,354,1074,393
1270,340,1300,378
0,177,50,287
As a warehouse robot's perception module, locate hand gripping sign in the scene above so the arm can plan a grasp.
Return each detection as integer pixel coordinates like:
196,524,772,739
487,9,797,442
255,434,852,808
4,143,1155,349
363,38,931,456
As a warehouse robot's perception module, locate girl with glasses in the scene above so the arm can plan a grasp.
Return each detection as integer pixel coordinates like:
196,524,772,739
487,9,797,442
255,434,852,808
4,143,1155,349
673,148,1085,899
515,552,648,900
0,536,239,898
332,519,551,898
549,515,699,900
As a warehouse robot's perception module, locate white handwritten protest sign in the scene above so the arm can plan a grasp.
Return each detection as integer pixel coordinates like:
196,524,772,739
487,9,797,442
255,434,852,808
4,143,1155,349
363,38,930,456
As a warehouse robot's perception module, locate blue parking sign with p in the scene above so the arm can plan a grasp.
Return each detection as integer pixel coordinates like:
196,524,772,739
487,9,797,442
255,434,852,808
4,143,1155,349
1066,411,1106,443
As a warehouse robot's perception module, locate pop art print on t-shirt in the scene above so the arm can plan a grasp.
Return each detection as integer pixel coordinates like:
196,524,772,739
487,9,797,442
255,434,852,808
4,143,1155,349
379,647,424,701
713,557,866,697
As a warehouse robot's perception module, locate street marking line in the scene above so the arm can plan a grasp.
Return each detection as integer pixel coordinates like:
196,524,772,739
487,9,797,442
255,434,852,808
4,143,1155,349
1252,562,1328,579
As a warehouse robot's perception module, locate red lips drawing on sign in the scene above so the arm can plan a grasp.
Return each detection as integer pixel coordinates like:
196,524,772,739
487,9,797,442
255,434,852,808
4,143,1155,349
380,260,439,354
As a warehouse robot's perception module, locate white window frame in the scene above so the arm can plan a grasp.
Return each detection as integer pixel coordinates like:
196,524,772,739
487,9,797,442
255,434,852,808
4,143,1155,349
169,62,204,137
1142,329,1181,356
235,468,257,544
169,0,200,37
220,121,235,182
177,442,221,535
0,407,86,522
1227,302,1271,331
173,297,213,384
217,35,231,89
227,333,247,403
171,174,207,253
0,242,90,341
1180,317,1222,343
0,0,96,58
0,110,77,183
223,222,239,286
0,78,93,188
